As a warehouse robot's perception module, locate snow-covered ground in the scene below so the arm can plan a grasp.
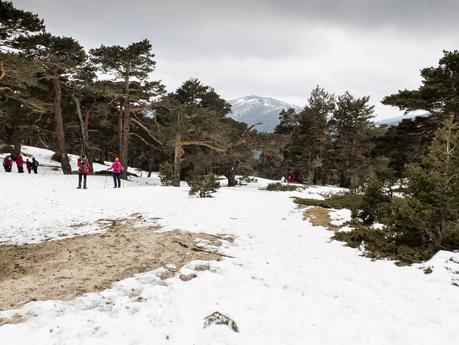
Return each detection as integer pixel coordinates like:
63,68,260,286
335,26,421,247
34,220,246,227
0,147,458,344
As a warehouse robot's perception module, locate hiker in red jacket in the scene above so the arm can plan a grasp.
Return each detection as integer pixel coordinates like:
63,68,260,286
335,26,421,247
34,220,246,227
26,159,32,173
77,155,91,189
16,154,24,173
3,155,12,172
108,157,124,188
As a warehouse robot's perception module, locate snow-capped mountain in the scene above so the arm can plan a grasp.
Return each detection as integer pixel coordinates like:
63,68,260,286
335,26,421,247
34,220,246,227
229,95,302,132
375,113,430,126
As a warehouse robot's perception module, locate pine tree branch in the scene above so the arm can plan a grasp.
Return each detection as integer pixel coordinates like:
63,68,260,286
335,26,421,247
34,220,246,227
181,140,226,153
130,132,156,148
130,115,164,147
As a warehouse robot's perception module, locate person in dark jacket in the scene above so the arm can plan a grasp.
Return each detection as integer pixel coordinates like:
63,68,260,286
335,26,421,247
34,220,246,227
31,157,39,174
3,156,12,172
77,155,91,189
26,159,32,173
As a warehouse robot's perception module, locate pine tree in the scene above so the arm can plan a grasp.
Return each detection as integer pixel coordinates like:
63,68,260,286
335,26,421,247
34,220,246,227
156,79,229,186
17,33,86,174
330,91,374,187
90,40,156,178
0,0,44,49
371,116,435,177
283,86,335,184
383,50,459,121
0,1,47,152
385,117,459,247
274,108,298,136
214,118,257,186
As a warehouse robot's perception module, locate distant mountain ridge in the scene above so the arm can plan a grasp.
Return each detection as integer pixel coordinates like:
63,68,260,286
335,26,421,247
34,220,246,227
229,95,430,132
228,95,302,132
375,113,430,126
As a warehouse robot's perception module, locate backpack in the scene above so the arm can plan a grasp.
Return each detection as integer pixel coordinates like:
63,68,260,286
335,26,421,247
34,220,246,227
79,159,87,172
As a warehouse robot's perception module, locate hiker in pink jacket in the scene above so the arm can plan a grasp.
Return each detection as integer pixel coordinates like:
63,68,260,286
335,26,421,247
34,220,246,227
108,157,124,188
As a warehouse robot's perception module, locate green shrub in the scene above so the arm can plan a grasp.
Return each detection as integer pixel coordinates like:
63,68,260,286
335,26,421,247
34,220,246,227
159,162,173,186
0,145,13,154
333,225,437,265
294,193,362,212
358,178,391,225
238,176,258,184
188,173,220,198
266,183,300,191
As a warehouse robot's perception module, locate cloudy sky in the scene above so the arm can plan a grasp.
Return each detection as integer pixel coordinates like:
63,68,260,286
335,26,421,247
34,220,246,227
12,0,459,120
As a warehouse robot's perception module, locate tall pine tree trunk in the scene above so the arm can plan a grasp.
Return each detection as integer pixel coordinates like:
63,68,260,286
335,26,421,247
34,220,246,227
118,100,123,156
147,156,154,177
226,169,237,187
226,162,237,187
120,72,130,179
173,131,182,187
12,134,21,158
52,71,72,174
73,95,90,156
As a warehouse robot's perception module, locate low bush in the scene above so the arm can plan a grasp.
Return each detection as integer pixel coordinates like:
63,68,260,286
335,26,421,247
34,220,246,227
293,193,362,212
238,176,258,184
333,225,438,265
159,162,173,186
266,183,300,191
188,173,220,198
295,191,441,263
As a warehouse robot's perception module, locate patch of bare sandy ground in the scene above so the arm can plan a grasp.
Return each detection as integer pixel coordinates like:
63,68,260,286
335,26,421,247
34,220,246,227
302,206,336,229
0,213,232,325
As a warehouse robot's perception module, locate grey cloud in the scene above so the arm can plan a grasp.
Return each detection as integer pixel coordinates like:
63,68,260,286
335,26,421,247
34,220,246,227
10,0,459,120
257,0,459,30
14,0,459,59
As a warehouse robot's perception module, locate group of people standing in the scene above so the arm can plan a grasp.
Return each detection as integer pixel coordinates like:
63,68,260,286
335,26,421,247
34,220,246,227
77,155,124,189
281,170,304,184
2,154,39,174
3,152,124,189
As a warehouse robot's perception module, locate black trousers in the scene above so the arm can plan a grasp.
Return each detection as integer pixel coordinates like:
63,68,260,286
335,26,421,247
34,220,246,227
113,173,121,187
78,173,87,188
18,166,24,173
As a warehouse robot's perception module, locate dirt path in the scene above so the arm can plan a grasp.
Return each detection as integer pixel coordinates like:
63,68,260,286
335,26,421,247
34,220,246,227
0,214,230,316
303,206,335,229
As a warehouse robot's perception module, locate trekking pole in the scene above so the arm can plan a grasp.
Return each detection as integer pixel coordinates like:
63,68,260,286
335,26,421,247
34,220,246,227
104,171,108,189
